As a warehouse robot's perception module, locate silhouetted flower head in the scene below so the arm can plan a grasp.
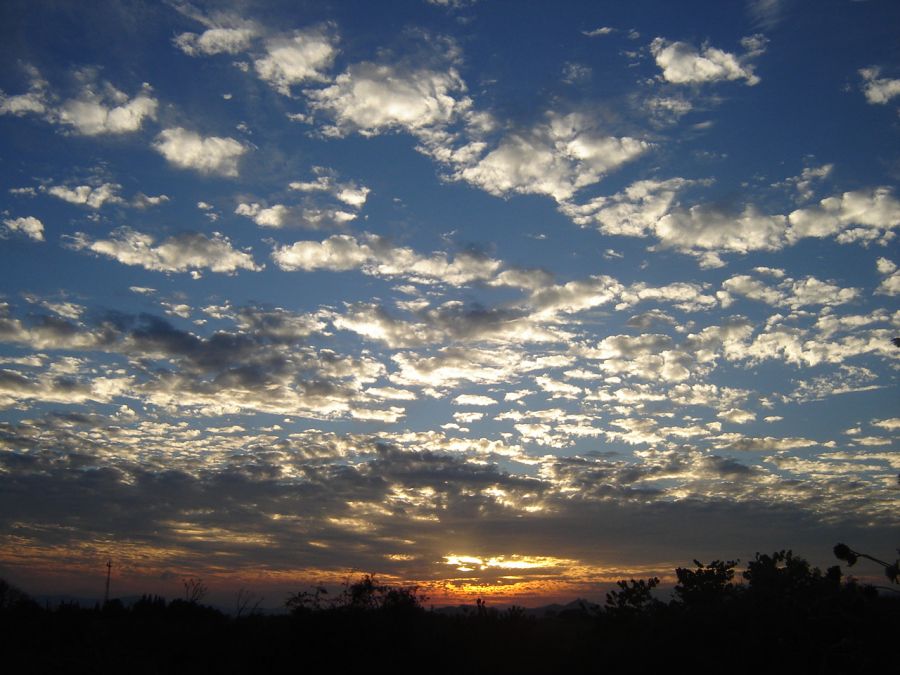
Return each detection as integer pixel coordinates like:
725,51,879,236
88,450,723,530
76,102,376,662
833,543,858,566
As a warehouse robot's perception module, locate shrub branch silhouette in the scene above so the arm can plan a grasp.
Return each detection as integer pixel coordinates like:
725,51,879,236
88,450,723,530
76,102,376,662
834,542,900,585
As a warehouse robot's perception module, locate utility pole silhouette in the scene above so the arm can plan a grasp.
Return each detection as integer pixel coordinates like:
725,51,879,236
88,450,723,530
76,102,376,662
104,559,112,605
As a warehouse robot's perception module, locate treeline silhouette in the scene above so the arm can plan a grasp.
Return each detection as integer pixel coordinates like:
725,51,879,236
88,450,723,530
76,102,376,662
2,549,898,674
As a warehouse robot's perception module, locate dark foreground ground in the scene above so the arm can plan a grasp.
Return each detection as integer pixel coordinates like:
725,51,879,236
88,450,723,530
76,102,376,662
2,551,898,674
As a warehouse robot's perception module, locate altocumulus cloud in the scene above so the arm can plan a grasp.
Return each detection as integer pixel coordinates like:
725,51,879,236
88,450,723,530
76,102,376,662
153,127,248,177
66,228,262,274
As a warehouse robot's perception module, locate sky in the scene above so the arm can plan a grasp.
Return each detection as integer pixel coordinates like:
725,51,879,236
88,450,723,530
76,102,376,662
0,0,897,607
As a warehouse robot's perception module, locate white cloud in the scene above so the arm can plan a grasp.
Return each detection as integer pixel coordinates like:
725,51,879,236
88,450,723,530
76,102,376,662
255,27,338,95
272,233,502,286
235,203,292,227
175,27,256,56
309,62,470,136
528,275,624,317
654,204,787,263
58,82,157,135
289,167,371,208
2,216,44,241
1,68,156,136
717,408,757,424
650,35,766,86
454,112,649,202
0,67,48,116
560,177,703,236
453,394,497,406
872,417,900,431
714,435,818,452
132,193,169,208
774,163,833,202
153,127,247,177
569,183,898,266
875,257,900,296
787,187,900,245
721,273,859,309
235,169,371,229
273,234,373,272
67,227,262,274
859,67,900,105
617,281,717,312
582,27,615,37
46,183,123,208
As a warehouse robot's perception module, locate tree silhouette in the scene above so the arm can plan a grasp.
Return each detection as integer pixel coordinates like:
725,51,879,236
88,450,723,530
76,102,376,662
673,559,738,607
604,577,660,618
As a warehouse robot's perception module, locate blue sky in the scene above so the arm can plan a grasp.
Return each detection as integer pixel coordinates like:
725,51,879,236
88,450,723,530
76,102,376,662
0,0,897,605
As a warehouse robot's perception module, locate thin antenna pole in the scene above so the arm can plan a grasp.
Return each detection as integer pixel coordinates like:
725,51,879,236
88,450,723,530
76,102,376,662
104,559,112,605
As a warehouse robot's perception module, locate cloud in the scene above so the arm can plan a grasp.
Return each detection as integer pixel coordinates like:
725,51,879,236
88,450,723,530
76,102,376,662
559,177,706,236
1,68,157,135
578,334,695,383
66,228,262,274
0,66,49,116
787,187,900,245
235,168,369,229
561,62,591,85
46,183,123,208
650,35,767,86
875,257,900,295
308,62,470,136
2,216,44,241
747,0,785,28
255,27,338,95
654,204,787,265
288,167,371,207
859,67,900,105
773,163,833,203
567,181,898,266
57,81,157,135
131,193,169,209
616,281,717,313
717,408,757,424
453,394,497,406
273,234,372,271
153,127,247,177
713,435,818,452
453,113,649,202
582,27,615,37
272,233,502,286
175,27,257,56
720,273,859,309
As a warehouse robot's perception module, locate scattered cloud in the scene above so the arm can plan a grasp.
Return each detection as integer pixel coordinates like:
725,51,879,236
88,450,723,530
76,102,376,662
453,112,650,202
650,35,767,86
875,257,900,295
859,66,900,105
175,27,257,56
0,68,157,135
582,27,615,37
255,27,338,95
45,182,123,208
309,62,470,137
66,228,262,274
153,127,247,176
2,216,45,241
